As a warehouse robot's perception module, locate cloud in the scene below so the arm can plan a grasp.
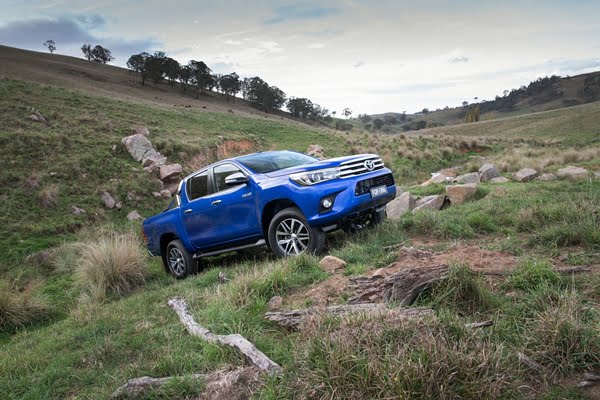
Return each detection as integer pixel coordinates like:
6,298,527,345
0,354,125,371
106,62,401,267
353,61,365,68
449,55,469,63
263,4,340,25
0,16,160,64
307,42,326,49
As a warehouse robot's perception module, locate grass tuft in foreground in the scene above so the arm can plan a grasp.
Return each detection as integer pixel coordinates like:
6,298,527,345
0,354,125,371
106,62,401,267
0,278,51,332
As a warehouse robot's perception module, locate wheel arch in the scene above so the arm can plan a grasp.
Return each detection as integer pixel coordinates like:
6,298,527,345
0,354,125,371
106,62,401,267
160,233,179,272
261,199,300,237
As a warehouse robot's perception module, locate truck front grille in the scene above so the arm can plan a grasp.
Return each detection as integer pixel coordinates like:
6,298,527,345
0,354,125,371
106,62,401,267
355,173,395,196
340,156,384,178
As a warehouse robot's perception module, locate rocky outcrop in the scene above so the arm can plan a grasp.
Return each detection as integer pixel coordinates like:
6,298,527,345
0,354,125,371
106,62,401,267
514,168,538,182
413,195,445,212
121,134,154,162
28,110,48,124
557,166,589,181
387,192,415,219
454,172,480,184
446,183,477,205
307,144,324,158
141,149,167,168
267,296,283,311
538,173,557,181
100,191,117,209
478,163,500,182
319,256,347,273
159,164,183,181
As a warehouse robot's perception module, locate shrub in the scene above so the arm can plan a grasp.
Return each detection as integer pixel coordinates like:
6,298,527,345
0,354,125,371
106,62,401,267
74,232,147,303
506,259,561,292
0,279,51,332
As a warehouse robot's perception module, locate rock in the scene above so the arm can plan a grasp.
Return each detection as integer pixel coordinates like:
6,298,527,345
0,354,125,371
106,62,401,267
394,186,405,197
490,177,510,183
127,210,143,221
594,172,600,179
141,149,167,168
319,256,347,273
307,144,324,158
159,164,183,181
421,173,451,186
121,134,153,162
160,189,172,199
266,296,283,311
478,163,500,182
437,168,458,178
115,202,122,210
28,111,47,124
387,192,415,219
100,191,116,209
556,166,589,181
538,173,557,181
413,195,445,213
446,183,477,205
514,168,538,182
131,126,150,136
454,172,480,184
372,268,388,278
71,205,86,215
152,191,162,198
166,183,180,196
144,163,161,174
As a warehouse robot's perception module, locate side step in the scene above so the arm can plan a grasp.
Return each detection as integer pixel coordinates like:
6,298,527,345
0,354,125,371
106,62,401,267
193,239,266,259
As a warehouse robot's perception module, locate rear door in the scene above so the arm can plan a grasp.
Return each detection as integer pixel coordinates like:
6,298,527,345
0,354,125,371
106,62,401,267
207,162,261,244
181,170,215,249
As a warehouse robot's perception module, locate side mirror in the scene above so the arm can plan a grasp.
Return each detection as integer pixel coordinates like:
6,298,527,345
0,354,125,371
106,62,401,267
225,172,249,186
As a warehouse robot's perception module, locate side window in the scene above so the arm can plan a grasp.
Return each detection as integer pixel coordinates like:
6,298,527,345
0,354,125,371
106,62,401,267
214,163,244,192
187,171,208,200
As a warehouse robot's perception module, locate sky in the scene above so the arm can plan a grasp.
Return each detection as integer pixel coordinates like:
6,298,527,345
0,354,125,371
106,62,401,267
1,0,600,114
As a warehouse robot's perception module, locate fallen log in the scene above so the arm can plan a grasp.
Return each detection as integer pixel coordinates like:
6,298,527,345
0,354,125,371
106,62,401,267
265,303,433,329
110,366,260,399
348,264,448,306
168,298,282,376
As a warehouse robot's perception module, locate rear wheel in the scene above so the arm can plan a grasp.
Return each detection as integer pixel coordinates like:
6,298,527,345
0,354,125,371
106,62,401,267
268,207,325,257
166,240,197,278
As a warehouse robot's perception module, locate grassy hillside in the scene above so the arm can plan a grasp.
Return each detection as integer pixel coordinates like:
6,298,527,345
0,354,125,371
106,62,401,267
0,50,599,399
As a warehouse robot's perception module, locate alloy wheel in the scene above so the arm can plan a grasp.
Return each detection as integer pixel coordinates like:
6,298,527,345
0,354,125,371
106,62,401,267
275,218,310,256
168,247,186,275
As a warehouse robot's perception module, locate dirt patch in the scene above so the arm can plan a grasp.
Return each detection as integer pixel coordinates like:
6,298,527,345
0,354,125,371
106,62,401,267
189,139,258,170
285,274,349,308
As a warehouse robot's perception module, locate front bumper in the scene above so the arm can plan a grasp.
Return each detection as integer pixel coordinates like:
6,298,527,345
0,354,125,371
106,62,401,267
296,169,396,227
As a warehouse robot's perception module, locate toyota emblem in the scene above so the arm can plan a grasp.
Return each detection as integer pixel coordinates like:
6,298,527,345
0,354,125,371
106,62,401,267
364,160,375,171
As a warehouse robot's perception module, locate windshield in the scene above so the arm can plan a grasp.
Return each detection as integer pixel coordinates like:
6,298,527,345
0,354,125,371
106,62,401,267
237,151,317,173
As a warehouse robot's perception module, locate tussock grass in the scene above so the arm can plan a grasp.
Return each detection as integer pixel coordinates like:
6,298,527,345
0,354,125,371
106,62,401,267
74,232,148,303
506,259,562,292
38,184,59,208
0,278,51,332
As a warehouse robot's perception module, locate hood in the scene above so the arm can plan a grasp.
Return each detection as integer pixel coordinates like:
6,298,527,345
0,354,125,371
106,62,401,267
262,153,378,178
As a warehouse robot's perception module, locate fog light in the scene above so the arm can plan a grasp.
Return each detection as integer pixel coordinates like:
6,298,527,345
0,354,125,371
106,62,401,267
322,198,333,209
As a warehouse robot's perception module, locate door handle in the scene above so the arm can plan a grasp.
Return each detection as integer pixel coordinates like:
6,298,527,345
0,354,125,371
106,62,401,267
211,200,222,206
184,209,192,214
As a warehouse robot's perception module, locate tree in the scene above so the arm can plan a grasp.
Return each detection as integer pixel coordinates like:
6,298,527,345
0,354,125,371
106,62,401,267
383,115,397,125
421,108,429,114
189,60,213,97
373,118,384,130
218,73,241,101
90,45,114,64
126,52,151,85
178,65,193,92
342,108,352,119
81,44,92,60
146,51,168,83
164,58,181,87
43,40,56,54
244,77,286,112
462,101,469,107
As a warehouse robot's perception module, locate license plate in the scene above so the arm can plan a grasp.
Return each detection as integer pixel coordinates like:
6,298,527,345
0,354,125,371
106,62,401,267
370,185,388,198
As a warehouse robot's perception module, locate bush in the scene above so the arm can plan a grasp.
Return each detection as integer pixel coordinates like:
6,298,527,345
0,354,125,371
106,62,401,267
506,259,562,292
0,279,51,332
74,232,147,303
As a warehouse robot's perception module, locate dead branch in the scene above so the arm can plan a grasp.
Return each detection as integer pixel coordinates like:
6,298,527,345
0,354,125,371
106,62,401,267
465,320,494,329
265,303,433,329
348,264,448,306
517,351,545,372
110,366,260,399
168,298,282,375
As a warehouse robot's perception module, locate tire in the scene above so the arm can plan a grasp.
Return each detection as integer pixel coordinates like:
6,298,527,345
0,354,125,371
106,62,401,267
267,207,325,257
371,208,387,225
165,239,197,278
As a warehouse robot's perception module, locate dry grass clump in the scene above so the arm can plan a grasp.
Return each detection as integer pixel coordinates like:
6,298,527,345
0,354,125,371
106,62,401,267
74,232,147,303
0,279,51,332
494,145,600,173
39,184,59,208
291,313,520,399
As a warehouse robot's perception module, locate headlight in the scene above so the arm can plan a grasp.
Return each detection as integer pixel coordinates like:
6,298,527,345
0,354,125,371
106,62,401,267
290,168,340,186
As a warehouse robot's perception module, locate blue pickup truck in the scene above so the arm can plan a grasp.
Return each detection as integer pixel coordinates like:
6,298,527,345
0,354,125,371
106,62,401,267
142,150,396,277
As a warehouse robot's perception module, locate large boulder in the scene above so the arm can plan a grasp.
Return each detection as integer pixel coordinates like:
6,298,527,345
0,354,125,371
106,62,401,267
413,195,445,213
121,134,153,162
307,144,324,158
319,256,347,273
490,177,510,183
454,172,480,184
514,168,538,182
420,173,451,186
446,183,477,205
478,163,500,182
100,191,116,209
556,166,589,181
141,149,167,168
159,164,183,181
538,173,558,181
387,192,415,219
131,126,150,136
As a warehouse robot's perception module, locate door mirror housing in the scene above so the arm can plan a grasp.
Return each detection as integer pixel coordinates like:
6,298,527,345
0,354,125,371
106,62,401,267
225,172,249,186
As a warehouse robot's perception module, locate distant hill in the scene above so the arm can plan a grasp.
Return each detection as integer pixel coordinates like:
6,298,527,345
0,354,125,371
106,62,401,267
368,71,600,132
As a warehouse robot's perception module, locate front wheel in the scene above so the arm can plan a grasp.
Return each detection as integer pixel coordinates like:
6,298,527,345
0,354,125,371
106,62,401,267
165,240,197,279
268,207,325,257
371,208,387,225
